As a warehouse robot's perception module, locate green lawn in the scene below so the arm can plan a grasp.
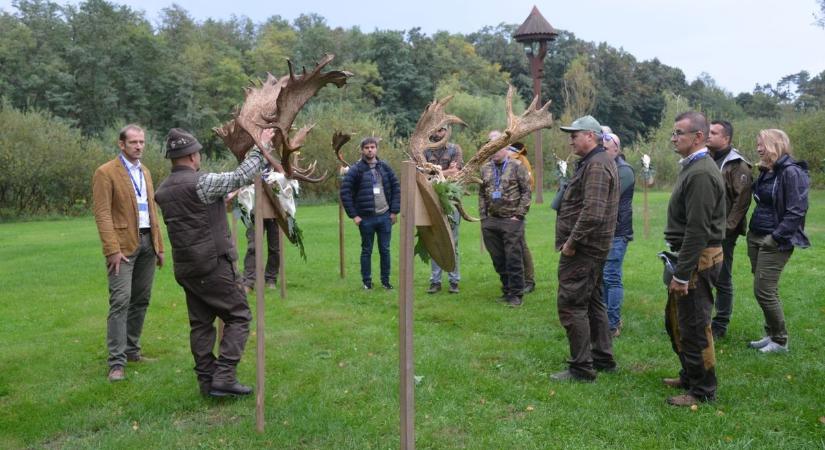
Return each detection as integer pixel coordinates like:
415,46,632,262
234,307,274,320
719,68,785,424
1,191,823,449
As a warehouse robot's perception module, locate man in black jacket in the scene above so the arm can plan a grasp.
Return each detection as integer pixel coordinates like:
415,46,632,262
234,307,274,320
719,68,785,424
339,137,401,290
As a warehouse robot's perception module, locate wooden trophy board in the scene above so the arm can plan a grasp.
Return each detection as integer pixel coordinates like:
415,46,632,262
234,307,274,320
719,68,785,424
415,172,456,272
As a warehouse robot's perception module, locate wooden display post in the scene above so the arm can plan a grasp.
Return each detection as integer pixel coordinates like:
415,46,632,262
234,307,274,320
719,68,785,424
254,177,266,433
398,161,417,450
339,193,346,279
279,227,286,299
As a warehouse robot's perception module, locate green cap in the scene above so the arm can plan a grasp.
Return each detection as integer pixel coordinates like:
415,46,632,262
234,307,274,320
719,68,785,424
560,115,602,133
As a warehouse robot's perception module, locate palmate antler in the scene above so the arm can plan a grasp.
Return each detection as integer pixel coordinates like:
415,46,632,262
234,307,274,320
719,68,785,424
408,96,467,168
332,131,353,168
449,85,553,185
213,54,351,183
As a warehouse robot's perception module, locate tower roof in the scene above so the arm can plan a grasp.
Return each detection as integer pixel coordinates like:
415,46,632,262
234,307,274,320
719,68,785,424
513,6,558,42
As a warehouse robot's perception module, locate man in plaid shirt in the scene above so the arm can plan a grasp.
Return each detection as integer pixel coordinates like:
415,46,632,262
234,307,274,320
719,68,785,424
551,116,620,382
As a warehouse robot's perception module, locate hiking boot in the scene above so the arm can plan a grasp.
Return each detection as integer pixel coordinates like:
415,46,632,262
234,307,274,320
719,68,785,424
662,377,685,389
108,366,125,382
448,282,459,294
523,283,535,294
427,283,441,294
759,341,788,353
594,361,618,373
505,296,523,308
748,336,772,349
209,381,253,397
550,369,594,382
363,281,373,290
266,281,277,290
611,328,621,338
382,282,394,290
712,327,726,339
667,394,699,407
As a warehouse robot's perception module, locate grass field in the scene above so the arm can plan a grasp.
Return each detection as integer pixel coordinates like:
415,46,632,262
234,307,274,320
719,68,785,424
1,191,823,449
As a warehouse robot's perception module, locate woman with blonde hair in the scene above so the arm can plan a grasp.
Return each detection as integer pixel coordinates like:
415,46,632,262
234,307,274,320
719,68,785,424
746,129,810,353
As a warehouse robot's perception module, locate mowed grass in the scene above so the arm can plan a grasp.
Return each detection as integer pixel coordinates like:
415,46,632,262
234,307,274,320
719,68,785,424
0,191,824,449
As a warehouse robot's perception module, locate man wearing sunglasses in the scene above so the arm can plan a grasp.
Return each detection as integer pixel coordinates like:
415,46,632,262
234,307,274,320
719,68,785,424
662,111,726,407
552,115,619,382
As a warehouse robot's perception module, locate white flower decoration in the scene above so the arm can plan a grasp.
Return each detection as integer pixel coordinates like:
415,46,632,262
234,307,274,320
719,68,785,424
642,154,651,170
557,160,568,178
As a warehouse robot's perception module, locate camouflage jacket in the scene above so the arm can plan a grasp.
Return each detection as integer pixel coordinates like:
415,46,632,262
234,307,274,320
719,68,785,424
424,143,463,171
479,157,532,220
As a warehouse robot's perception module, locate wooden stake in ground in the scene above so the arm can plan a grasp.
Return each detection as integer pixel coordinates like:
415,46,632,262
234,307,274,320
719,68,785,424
279,227,286,299
254,176,266,433
398,161,416,449
643,177,650,239
339,193,346,279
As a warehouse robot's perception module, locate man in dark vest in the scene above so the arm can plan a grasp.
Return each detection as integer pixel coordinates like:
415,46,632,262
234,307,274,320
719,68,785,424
602,131,634,338
155,127,273,398
707,120,752,339
662,111,726,407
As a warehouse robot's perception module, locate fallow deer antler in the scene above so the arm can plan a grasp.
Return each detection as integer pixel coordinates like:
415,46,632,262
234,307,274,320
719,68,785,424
449,85,553,185
213,54,351,183
332,131,353,168
408,95,467,166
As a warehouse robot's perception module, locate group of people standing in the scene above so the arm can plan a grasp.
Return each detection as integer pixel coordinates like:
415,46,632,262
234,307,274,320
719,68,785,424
92,113,809,404
545,112,809,409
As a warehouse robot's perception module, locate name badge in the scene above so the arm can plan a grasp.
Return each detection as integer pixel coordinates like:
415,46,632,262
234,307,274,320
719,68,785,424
373,187,381,194
138,203,149,212
491,190,502,200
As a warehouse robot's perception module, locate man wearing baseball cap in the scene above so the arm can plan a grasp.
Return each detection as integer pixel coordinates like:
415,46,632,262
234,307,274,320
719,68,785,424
155,127,274,398
551,115,619,382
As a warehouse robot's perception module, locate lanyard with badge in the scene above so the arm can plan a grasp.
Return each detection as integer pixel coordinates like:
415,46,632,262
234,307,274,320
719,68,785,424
120,154,148,214
492,159,508,201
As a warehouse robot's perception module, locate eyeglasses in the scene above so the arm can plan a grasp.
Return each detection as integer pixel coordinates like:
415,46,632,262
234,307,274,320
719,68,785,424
671,129,698,138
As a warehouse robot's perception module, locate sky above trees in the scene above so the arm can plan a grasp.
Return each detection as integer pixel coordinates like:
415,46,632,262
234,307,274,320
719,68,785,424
2,0,823,94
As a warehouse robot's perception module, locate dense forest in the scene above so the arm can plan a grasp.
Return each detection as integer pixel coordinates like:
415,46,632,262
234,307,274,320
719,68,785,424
1,0,824,216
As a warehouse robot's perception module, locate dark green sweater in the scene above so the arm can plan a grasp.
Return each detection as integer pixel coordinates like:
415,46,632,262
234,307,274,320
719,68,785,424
664,153,726,281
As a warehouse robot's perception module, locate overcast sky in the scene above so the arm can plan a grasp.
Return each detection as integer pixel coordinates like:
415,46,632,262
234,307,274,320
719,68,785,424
3,0,824,94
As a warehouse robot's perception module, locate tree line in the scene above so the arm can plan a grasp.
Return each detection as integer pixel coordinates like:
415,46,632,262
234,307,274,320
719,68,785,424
1,0,823,217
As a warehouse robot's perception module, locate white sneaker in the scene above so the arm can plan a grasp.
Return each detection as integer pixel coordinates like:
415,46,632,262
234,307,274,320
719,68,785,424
748,336,772,349
759,341,789,353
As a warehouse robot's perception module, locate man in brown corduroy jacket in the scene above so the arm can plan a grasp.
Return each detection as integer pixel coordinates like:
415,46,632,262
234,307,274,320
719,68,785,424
93,124,164,382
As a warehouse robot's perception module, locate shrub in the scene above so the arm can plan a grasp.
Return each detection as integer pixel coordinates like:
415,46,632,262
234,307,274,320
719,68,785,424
0,103,109,218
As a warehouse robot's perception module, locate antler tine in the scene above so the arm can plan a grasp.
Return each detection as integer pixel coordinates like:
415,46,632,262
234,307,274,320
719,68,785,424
449,84,554,185
292,170,330,184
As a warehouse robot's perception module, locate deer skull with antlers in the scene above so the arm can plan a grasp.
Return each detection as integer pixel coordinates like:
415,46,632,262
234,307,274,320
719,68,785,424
214,54,352,247
406,85,553,270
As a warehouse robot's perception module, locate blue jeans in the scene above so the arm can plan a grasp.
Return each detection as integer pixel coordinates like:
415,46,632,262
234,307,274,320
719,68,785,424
359,213,392,285
430,212,460,285
602,236,629,330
